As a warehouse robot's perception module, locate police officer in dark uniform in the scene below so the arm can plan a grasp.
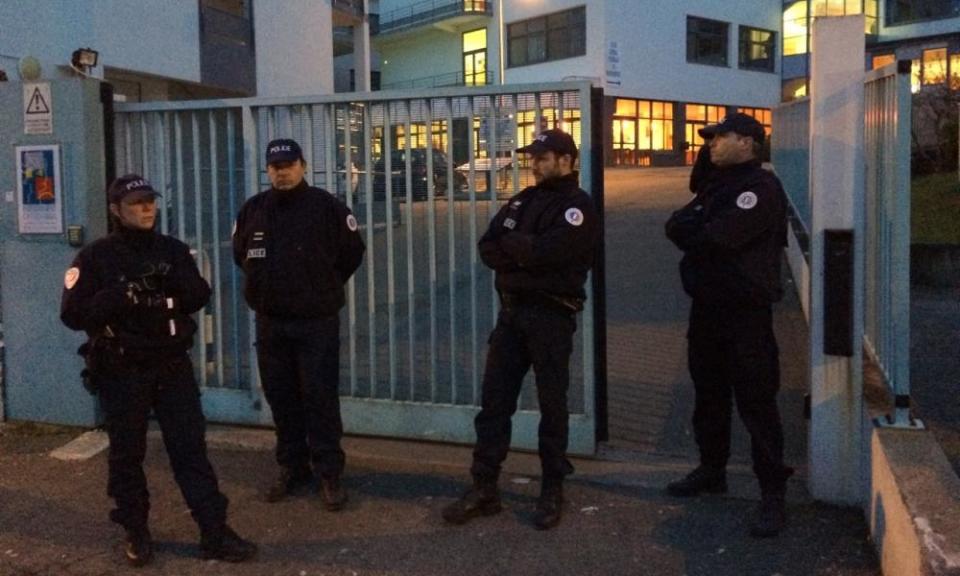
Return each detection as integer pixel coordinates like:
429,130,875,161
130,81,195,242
61,174,257,566
664,113,793,538
233,139,365,509
442,129,599,530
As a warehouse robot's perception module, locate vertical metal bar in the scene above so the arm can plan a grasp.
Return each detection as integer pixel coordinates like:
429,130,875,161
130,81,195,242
123,114,133,174
156,112,170,235
209,110,225,389
324,105,336,196
446,98,458,404
488,96,500,324
511,94,521,195
174,113,186,240
892,63,912,424
342,104,358,396
242,105,260,395
363,102,377,397
384,103,398,399
465,97,479,404
139,113,150,179
425,99,438,401
226,109,242,389
404,102,416,400
578,83,596,420
191,112,208,388
301,105,314,185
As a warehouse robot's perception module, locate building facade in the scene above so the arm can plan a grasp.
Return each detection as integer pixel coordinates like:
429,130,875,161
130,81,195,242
0,0,369,101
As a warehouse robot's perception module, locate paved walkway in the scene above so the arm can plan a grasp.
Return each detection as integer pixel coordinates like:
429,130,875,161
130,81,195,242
0,167,880,576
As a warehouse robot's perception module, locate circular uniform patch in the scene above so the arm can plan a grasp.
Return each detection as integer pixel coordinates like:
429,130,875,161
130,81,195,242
564,207,584,227
736,191,758,210
64,267,80,290
346,214,359,232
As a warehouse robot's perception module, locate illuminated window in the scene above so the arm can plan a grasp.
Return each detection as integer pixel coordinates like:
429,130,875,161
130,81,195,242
687,16,729,66
737,107,773,136
951,53,960,90
865,0,878,33
911,59,921,93
872,53,895,69
611,99,674,165
783,2,808,56
782,78,808,101
923,48,948,85
739,26,776,72
395,121,448,150
463,28,487,86
508,7,586,67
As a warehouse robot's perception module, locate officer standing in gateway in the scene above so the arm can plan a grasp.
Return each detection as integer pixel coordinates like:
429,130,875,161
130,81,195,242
442,129,599,530
233,139,365,509
61,174,256,566
664,113,793,538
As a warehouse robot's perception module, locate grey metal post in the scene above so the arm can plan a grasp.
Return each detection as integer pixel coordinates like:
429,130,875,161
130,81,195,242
807,15,866,506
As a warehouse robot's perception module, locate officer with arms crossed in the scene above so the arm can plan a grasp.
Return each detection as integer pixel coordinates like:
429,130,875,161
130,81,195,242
233,139,365,509
664,113,793,538
442,129,599,530
61,175,257,566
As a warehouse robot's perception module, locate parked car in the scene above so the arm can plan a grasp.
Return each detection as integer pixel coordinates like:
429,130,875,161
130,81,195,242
372,148,467,200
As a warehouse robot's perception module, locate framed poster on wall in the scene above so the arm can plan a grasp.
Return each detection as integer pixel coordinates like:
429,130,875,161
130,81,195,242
15,144,63,234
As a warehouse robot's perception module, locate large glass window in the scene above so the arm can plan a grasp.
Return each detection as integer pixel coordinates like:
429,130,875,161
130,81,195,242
737,107,773,136
872,53,896,69
612,98,674,166
739,26,776,71
951,54,960,90
463,28,487,86
783,2,808,56
783,0,877,56
886,0,960,25
782,78,808,101
923,48,948,85
687,16,729,66
507,6,586,68
395,121,448,151
684,104,724,164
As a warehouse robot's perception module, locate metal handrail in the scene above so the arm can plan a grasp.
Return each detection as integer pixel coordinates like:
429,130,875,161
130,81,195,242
382,70,493,90
377,0,490,34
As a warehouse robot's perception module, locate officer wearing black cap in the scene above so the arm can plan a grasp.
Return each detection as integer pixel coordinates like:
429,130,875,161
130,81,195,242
442,129,598,530
664,113,792,538
233,138,365,509
61,174,257,566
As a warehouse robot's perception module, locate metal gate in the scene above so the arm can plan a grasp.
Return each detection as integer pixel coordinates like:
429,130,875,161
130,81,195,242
113,82,599,454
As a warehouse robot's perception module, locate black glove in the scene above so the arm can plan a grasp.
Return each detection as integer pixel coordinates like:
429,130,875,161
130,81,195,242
91,285,135,316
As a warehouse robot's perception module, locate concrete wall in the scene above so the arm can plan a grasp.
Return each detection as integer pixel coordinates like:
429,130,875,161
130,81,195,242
0,0,201,83
0,78,108,426
254,0,334,96
378,30,462,88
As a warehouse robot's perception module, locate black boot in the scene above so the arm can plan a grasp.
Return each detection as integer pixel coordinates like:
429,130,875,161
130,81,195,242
200,525,258,562
441,480,502,525
532,482,563,531
319,475,348,511
124,526,153,568
264,466,313,503
749,494,787,538
666,465,727,497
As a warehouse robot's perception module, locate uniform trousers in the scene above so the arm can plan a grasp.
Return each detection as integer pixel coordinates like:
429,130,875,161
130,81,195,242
255,314,344,478
687,300,791,495
98,354,227,532
471,304,577,485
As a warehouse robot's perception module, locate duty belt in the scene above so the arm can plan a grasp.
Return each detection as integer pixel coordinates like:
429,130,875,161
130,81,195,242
499,291,584,314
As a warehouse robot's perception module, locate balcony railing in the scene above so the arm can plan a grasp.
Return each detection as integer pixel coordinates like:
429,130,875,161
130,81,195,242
377,0,491,35
381,70,493,90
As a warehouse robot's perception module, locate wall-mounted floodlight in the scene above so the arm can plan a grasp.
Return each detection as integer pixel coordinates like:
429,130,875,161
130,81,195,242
71,48,99,70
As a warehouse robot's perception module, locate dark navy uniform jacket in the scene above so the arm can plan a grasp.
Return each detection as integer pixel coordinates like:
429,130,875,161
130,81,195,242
479,172,598,301
61,227,210,354
666,159,787,308
232,180,365,319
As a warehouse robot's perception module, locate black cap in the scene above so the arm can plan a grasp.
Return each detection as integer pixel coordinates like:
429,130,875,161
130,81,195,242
265,138,303,165
107,174,160,203
515,129,578,160
698,113,765,142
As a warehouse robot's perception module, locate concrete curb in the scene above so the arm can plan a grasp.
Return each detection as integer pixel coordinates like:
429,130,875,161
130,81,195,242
869,427,960,576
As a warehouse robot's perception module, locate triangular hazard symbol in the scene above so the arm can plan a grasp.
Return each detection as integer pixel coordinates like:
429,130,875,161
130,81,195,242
26,87,50,114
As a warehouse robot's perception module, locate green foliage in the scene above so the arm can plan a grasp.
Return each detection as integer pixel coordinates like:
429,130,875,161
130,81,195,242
912,172,960,244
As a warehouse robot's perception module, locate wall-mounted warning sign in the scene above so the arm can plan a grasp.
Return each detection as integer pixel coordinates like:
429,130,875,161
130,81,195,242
23,83,53,135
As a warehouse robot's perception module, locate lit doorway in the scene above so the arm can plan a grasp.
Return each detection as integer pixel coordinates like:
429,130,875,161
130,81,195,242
463,28,487,86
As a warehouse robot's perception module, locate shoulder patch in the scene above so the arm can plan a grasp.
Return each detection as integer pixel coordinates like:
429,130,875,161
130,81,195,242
346,214,359,232
736,191,758,210
565,207,585,227
64,267,80,290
